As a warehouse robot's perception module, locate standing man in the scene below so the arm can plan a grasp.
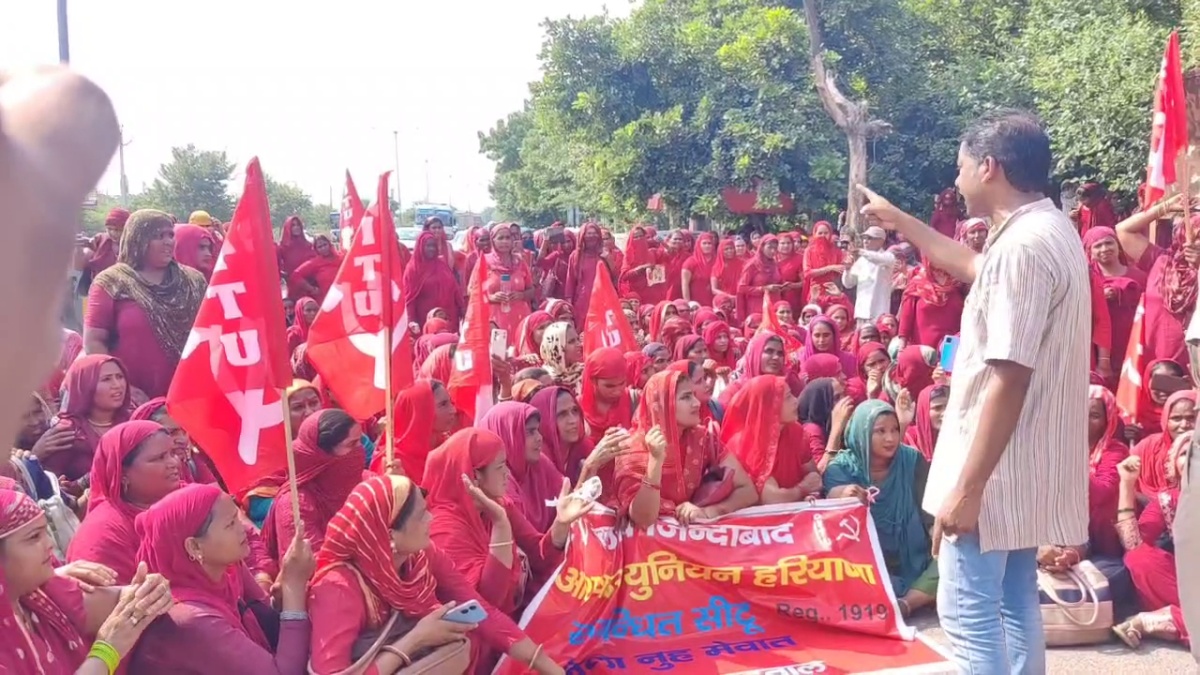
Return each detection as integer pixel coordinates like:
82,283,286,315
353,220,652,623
841,225,895,326
858,109,1089,674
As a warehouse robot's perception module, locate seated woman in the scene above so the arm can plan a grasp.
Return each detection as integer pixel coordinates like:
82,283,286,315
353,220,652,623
903,384,948,461
288,235,342,302
422,429,589,614
718,333,801,407
479,402,565,533
1126,359,1188,442
528,386,624,497
1130,390,1195,499
823,400,936,617
851,341,891,402
882,345,938,404
673,335,708,367
668,360,722,424
130,397,216,485
67,421,181,583
579,348,635,447
798,376,854,472
540,321,585,393
308,475,564,674
263,410,365,562
615,370,758,529
245,380,326,529
1112,441,1191,649
721,375,821,504
131,483,314,673
386,380,460,479
40,355,133,486
1,488,173,675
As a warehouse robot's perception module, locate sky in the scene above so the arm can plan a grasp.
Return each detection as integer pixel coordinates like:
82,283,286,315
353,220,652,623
1,0,633,212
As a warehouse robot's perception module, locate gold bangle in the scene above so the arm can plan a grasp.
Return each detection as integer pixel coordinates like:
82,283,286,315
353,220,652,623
489,540,514,549
381,645,412,667
528,644,544,666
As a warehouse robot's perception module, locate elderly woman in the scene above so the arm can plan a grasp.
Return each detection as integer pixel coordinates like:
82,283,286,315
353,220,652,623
823,400,936,617
307,475,564,674
85,209,207,398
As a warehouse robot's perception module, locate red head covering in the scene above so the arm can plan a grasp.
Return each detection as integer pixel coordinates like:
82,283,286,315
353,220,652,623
67,420,168,583
422,429,519,588
423,317,451,335
684,231,717,273
647,301,674,342
957,218,988,241
713,291,737,320
479,402,564,532
907,384,946,461
658,317,693,356
1160,215,1200,316
543,298,574,323
413,334,458,378
530,386,593,480
891,345,937,397
624,352,654,389
673,334,706,363
286,296,319,349
799,316,855,377
804,222,841,270
2,490,89,674
703,321,737,369
386,381,440,480
136,483,269,648
614,370,714,515
130,397,206,484
404,231,459,308
711,238,743,292
1088,385,1121,468
59,354,133,446
581,348,634,445
277,215,315,270
105,207,131,229
518,311,554,358
905,260,960,307
721,375,807,492
801,353,843,381
173,224,216,279
262,410,365,560
622,227,657,271
418,344,455,384
1137,358,1180,433
930,188,960,237
312,475,439,628
1081,226,1125,265
1136,390,1197,496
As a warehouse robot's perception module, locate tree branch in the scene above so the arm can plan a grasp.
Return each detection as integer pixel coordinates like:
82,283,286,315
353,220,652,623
803,0,849,129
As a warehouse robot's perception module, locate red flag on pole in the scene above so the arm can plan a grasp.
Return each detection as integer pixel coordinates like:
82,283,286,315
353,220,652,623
338,170,365,251
583,260,638,354
1115,299,1147,425
449,254,493,422
306,172,413,420
1144,30,1188,206
167,158,291,497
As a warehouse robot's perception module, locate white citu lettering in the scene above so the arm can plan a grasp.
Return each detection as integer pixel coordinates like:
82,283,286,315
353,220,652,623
353,288,382,317
208,282,247,320
354,253,381,281
212,238,236,273
359,215,376,246
219,329,262,367
224,389,283,464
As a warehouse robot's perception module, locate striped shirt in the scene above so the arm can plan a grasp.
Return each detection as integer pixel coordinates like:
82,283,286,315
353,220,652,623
923,198,1090,552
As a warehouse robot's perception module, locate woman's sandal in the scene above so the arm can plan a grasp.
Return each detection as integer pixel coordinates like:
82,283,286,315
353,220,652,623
1112,619,1143,649
897,598,911,618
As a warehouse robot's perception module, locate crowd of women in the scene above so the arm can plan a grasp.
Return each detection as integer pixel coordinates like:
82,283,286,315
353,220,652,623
2,183,1195,674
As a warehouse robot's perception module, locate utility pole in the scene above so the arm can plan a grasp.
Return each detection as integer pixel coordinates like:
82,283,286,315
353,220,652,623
423,159,430,203
118,127,132,207
392,131,402,210
56,0,70,63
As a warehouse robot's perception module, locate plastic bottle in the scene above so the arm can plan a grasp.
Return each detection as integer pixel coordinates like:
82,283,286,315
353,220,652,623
500,273,512,313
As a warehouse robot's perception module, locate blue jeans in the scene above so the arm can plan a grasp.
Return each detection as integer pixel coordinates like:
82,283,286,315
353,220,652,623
937,532,1045,674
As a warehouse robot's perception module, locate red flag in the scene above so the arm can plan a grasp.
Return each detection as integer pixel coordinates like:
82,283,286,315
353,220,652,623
338,171,365,251
583,260,638,354
167,158,291,497
1145,31,1188,206
1115,299,1147,425
449,254,493,422
306,172,413,420
757,290,803,356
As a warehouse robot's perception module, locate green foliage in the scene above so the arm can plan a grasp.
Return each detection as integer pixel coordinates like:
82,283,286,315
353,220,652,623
141,145,236,222
482,0,1184,223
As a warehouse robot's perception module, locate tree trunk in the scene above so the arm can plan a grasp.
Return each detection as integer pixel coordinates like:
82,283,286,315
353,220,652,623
803,0,891,237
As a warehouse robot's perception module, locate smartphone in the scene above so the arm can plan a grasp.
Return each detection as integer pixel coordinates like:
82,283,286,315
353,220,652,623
443,600,487,625
1149,372,1192,396
939,335,960,374
489,329,508,360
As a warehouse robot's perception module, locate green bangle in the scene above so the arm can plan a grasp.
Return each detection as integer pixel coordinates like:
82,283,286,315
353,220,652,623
88,640,121,675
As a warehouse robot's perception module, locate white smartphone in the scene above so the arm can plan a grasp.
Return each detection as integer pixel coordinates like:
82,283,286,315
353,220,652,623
489,329,508,360
443,599,487,625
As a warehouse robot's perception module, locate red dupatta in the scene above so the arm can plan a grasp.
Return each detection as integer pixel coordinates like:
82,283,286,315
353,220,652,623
529,386,593,482
382,381,439,479
614,370,715,515
703,321,737,370
720,375,807,492
286,296,318,351
580,348,634,445
1133,390,1196,496
1,490,89,675
277,216,315,276
312,475,440,628
904,260,960,307
479,402,564,533
711,239,743,294
517,311,554,358
136,483,269,648
905,384,944,461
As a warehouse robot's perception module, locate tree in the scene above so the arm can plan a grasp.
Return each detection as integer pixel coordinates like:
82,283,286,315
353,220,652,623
141,145,235,222
264,173,315,232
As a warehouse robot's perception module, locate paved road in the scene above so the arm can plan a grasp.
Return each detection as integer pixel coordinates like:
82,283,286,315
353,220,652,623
909,613,1193,673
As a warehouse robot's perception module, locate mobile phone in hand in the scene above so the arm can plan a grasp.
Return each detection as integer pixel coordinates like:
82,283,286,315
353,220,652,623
443,600,487,625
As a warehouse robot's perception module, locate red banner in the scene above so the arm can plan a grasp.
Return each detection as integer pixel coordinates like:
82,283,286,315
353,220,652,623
496,501,949,674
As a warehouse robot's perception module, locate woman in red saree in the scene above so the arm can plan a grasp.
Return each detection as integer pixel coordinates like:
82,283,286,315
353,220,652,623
718,332,804,407
625,352,654,390
776,233,806,312
67,421,181,583
579,348,635,449
414,334,458,379
479,402,565,533
278,216,315,298
484,223,535,344
712,239,742,300
1082,385,1127,559
721,375,820,503
131,483,312,674
1130,390,1195,498
897,259,964,349
1127,359,1188,440
263,409,365,561
386,380,461,479
674,334,708,366
660,231,691,301
618,226,667,305
172,224,217,280
704,320,738,372
1084,226,1147,381
529,386,604,487
288,235,342,302
307,475,560,674
515,311,553,367
130,397,217,485
882,345,938,404
615,370,757,528
2,487,172,675
1076,182,1118,237
904,384,948,462
405,232,465,332
600,227,624,273
929,188,960,239
286,296,318,353
46,355,134,482
799,315,857,378
87,209,207,398
803,221,844,305
1113,441,1191,650
736,235,782,320
850,341,891,402
826,302,854,351
422,429,581,615
680,232,717,307
564,223,612,330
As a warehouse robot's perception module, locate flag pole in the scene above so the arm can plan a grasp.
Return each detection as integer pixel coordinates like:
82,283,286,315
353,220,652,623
382,171,397,474
280,390,302,534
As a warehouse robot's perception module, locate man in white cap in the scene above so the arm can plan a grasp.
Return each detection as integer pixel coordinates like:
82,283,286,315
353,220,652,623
841,225,896,326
